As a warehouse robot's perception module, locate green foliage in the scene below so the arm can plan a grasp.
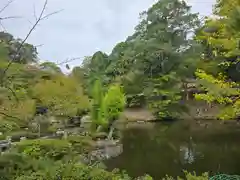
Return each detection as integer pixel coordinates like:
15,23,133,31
0,152,211,180
163,172,209,180
0,31,38,64
146,72,184,119
90,79,105,128
194,69,240,120
194,0,240,120
12,139,71,160
32,75,90,117
13,160,131,180
90,80,126,131
0,120,20,133
77,0,201,118
66,135,95,154
101,84,126,126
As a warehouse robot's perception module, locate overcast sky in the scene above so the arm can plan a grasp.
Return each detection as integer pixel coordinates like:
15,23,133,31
1,0,215,71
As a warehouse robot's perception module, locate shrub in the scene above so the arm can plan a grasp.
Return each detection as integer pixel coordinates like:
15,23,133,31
67,135,95,154
0,153,55,180
12,139,71,160
15,161,132,180
101,84,126,128
0,120,20,133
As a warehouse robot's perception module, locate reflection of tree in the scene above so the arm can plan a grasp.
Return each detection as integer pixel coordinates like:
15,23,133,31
105,125,184,178
105,123,240,179
179,137,196,165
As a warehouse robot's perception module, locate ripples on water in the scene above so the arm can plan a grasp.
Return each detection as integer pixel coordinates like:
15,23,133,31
104,121,240,179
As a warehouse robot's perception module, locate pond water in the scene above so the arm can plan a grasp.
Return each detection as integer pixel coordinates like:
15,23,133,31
104,121,240,179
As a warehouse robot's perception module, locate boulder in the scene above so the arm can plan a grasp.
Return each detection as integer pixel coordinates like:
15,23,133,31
80,115,91,129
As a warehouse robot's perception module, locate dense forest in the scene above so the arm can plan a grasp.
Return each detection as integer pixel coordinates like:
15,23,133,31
0,0,240,179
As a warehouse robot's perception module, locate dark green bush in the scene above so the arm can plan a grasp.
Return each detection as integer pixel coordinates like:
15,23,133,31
0,153,56,180
15,161,132,180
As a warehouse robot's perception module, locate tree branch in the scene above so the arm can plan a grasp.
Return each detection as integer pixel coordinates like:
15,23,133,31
0,111,22,121
57,57,84,66
0,0,15,15
5,85,19,102
0,16,22,20
0,0,62,84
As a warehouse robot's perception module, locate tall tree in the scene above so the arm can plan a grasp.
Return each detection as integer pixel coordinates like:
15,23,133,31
194,0,240,120
111,0,200,119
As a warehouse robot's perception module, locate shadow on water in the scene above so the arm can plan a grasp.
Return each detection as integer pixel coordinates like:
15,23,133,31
104,121,240,179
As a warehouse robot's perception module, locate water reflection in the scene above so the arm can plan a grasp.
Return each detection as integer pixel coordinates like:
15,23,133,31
104,121,240,179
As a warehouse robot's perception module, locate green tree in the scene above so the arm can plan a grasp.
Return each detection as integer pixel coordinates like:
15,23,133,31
90,79,104,131
102,84,126,127
32,75,90,117
194,0,240,120
0,31,38,64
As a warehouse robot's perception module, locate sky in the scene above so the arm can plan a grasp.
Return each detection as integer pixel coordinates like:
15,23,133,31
1,0,215,71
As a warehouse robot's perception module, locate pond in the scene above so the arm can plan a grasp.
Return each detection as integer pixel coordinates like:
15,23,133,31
104,121,240,179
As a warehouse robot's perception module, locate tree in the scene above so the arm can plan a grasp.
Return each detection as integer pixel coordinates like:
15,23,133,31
90,79,104,131
194,0,240,120
101,84,126,128
194,70,240,120
32,75,90,117
90,80,126,136
0,32,38,64
123,0,200,119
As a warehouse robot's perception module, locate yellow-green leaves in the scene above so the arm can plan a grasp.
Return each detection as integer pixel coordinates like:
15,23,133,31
90,80,126,129
32,75,90,117
102,84,126,124
195,69,240,120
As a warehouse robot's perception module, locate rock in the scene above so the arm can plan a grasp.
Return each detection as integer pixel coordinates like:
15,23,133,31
89,143,123,161
95,139,119,148
20,137,26,141
80,115,91,129
92,132,108,140
56,130,64,135
81,115,91,123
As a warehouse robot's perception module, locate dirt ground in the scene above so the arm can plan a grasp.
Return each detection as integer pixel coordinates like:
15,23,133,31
120,108,155,122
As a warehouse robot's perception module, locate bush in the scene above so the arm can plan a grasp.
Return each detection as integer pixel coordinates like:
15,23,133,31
67,135,95,154
15,161,132,180
0,152,210,180
12,139,71,160
0,120,20,133
163,172,209,180
0,153,55,180
101,84,126,128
